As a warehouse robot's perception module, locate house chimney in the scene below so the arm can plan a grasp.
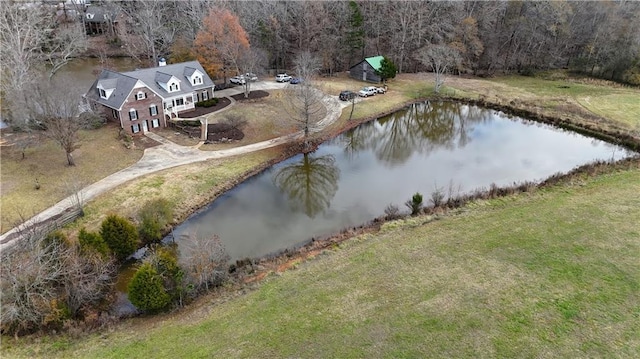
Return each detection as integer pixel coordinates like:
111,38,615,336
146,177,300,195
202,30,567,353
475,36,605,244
159,58,166,67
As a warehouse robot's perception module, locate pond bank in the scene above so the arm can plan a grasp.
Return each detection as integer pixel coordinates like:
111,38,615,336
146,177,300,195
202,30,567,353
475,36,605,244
160,93,639,277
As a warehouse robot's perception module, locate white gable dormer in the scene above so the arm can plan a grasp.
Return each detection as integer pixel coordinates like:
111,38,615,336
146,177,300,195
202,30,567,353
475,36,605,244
168,79,180,92
155,72,180,93
96,80,115,100
184,67,204,86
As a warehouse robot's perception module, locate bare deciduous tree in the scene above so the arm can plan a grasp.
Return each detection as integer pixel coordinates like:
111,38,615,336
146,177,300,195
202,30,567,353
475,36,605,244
0,3,53,123
117,0,177,66
28,79,98,166
0,229,115,335
45,22,88,79
239,47,267,98
283,51,324,142
416,44,461,93
178,232,230,293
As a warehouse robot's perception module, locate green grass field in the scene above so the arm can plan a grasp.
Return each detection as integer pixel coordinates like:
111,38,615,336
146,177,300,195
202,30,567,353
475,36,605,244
2,72,639,358
4,165,638,358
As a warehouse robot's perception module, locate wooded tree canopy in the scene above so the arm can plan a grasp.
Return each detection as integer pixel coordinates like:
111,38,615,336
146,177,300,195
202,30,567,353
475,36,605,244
194,8,250,79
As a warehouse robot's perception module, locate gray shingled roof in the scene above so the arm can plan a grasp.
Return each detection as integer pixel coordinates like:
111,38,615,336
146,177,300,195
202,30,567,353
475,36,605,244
122,61,213,100
184,67,197,77
85,70,137,110
154,71,174,84
97,78,118,89
85,5,120,23
85,61,214,110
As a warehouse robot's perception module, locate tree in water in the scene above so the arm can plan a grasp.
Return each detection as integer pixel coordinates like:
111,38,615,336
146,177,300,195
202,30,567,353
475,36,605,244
273,153,340,218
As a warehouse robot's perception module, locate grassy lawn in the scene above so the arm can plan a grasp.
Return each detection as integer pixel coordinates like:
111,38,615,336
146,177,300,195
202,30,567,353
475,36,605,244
0,124,144,233
3,166,638,358
65,148,282,235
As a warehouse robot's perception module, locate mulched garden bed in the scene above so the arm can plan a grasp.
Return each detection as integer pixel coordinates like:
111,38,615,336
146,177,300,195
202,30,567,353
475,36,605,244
180,97,232,118
231,90,270,101
206,123,244,142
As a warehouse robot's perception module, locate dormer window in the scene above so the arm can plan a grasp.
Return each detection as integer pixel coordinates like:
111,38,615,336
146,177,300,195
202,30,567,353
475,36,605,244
99,88,107,98
192,76,202,85
169,82,179,92
136,91,146,100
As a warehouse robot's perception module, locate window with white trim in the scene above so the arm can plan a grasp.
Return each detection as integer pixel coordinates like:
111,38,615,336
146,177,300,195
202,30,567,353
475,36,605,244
136,91,146,100
99,88,107,98
149,105,158,116
129,109,138,120
192,76,202,85
151,119,160,128
169,82,179,92
112,109,119,119
131,124,140,133
202,91,208,100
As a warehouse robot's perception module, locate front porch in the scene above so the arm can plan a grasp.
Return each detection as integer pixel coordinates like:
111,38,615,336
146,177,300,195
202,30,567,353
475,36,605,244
163,94,196,119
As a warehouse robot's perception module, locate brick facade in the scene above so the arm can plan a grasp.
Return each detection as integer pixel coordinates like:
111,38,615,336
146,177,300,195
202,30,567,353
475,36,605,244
120,88,164,135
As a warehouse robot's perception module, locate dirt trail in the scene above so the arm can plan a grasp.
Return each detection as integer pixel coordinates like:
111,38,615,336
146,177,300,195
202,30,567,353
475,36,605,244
0,82,350,250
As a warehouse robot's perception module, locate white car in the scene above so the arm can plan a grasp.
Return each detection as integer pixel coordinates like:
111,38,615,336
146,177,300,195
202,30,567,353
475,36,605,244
275,73,292,82
376,86,387,94
244,73,258,81
230,75,246,85
358,86,377,97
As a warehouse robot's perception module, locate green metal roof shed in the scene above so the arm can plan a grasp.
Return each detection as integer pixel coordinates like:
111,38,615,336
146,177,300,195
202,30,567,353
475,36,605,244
349,55,384,83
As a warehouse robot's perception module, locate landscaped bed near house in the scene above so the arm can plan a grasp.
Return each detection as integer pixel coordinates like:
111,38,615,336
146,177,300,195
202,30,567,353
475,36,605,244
178,97,231,118
198,90,303,151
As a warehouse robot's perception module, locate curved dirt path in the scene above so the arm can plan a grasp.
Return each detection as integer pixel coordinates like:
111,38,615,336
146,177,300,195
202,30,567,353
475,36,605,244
0,82,350,250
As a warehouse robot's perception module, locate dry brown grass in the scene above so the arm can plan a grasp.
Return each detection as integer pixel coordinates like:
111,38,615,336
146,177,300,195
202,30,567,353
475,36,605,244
0,124,144,233
65,148,282,235
198,90,318,151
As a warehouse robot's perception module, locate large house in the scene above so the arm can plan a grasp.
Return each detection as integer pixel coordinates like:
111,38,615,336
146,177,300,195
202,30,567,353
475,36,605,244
85,60,214,135
349,56,384,83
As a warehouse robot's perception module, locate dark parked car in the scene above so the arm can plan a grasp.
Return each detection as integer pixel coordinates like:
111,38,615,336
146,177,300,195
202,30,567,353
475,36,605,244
290,77,302,84
339,90,356,101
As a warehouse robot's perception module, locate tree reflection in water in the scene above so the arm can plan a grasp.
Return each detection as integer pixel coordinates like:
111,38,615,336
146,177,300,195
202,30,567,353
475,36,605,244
343,101,493,166
273,153,340,218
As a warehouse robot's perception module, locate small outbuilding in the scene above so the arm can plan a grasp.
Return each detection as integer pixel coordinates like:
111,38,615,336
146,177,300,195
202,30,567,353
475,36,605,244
349,56,383,83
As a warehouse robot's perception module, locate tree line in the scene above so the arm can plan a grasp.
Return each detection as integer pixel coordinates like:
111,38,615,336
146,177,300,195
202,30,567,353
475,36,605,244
116,0,640,83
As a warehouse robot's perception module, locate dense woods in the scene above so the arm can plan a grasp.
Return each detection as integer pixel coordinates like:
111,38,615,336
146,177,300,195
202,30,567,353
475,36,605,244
3,1,639,88
126,0,640,82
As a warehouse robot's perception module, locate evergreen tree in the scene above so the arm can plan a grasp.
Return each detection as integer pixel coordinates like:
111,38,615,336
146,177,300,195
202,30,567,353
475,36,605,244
375,56,398,85
346,1,364,66
78,227,110,258
100,214,138,262
128,263,171,312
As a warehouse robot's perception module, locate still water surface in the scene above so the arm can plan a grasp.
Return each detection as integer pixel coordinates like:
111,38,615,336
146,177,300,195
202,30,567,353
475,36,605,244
169,101,632,260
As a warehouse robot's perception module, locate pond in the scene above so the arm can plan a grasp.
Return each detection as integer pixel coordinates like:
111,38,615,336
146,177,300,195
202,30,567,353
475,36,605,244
167,101,634,261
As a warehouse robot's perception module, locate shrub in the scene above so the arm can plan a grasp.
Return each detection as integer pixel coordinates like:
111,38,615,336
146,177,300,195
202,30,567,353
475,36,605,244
405,192,423,216
43,230,70,249
195,98,219,107
100,214,139,262
178,233,229,294
78,228,110,257
146,247,183,303
430,186,445,207
138,198,174,245
222,114,248,130
384,203,401,219
128,263,171,313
